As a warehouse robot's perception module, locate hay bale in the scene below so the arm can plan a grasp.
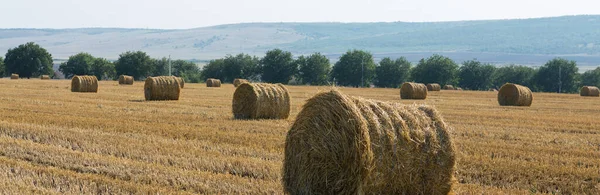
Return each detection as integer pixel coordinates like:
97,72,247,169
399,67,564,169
206,78,221,87
118,75,134,85
144,76,181,101
580,86,600,97
71,75,98,93
40,75,50,80
232,83,290,119
283,90,456,194
233,78,249,87
497,83,533,106
10,74,18,79
400,82,427,99
427,83,441,91
443,85,455,90
175,77,184,88
456,87,463,91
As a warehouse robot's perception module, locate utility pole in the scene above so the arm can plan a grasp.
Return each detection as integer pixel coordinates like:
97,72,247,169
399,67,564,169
168,55,171,76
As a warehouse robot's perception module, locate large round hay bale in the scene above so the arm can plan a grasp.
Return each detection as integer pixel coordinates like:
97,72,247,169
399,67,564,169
206,78,221,87
427,83,441,91
40,75,50,80
10,74,18,79
400,82,427,99
71,75,98,93
497,83,533,106
284,90,456,194
118,75,134,85
233,78,249,87
580,86,600,97
232,83,290,119
175,77,184,88
144,76,181,101
443,85,455,90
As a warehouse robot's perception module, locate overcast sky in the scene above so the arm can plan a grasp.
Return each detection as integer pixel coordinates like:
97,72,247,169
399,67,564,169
1,0,598,29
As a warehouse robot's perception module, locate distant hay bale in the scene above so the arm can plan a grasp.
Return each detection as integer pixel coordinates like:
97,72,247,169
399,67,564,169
40,75,50,80
206,78,221,87
443,85,455,90
427,83,441,91
232,83,290,119
71,75,98,93
580,86,600,97
118,75,134,85
144,76,181,101
456,87,463,91
175,77,184,88
233,78,249,87
497,83,533,106
10,74,18,79
283,90,456,195
400,82,427,99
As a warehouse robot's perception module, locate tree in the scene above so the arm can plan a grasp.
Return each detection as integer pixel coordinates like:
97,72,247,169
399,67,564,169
260,49,296,84
59,53,95,79
533,58,579,93
0,57,4,77
581,67,600,87
152,57,169,76
223,53,260,83
492,65,536,89
331,50,376,87
297,53,331,85
458,60,497,90
375,57,411,88
201,59,226,81
410,54,458,86
4,42,53,78
114,51,154,80
172,59,202,83
91,58,115,80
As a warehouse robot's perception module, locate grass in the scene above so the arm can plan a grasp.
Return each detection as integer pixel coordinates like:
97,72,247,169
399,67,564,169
0,79,599,194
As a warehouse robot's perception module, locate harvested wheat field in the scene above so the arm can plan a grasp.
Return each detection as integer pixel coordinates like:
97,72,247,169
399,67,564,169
0,79,598,194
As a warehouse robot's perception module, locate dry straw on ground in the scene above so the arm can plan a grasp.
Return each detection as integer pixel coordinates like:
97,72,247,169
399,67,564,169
232,83,290,119
206,78,222,87
580,86,600,97
400,82,427,99
175,77,184,88
40,75,50,80
283,90,456,194
233,78,249,87
144,76,181,101
427,83,441,91
71,75,98,93
10,74,18,79
497,83,533,106
118,75,134,85
443,85,455,90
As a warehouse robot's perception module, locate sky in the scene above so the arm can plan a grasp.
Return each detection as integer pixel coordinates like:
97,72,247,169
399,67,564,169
1,0,598,29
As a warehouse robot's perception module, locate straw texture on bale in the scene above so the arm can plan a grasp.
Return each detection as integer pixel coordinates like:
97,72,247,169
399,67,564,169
206,78,221,87
443,85,455,90
10,74,18,79
497,83,533,106
175,77,184,88
400,82,427,99
232,83,290,119
580,86,600,97
71,75,98,93
233,78,249,87
144,76,181,101
284,90,456,195
40,75,50,80
118,75,134,85
427,83,441,91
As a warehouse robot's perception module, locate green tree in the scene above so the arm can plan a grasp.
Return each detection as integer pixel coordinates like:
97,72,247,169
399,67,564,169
223,53,260,83
172,60,202,83
4,42,53,78
260,49,296,84
533,58,579,93
458,60,497,90
375,57,411,88
201,59,225,81
152,57,169,76
59,53,95,79
297,53,331,85
492,65,536,89
331,50,376,87
91,58,115,80
114,51,154,80
581,67,600,87
0,57,4,77
411,54,458,86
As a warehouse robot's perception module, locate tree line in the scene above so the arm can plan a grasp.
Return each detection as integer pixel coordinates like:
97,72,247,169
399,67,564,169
2,42,600,93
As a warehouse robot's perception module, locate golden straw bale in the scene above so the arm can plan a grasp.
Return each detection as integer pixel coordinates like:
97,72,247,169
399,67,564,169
232,83,290,119
206,78,222,87
40,75,50,80
443,85,455,90
580,86,600,97
497,83,533,106
284,90,456,195
427,83,441,91
400,82,427,99
233,78,249,87
175,77,184,88
71,75,98,93
118,75,134,85
10,74,18,79
144,76,181,101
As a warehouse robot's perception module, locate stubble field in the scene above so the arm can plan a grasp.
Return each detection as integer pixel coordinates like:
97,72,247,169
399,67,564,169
0,79,598,194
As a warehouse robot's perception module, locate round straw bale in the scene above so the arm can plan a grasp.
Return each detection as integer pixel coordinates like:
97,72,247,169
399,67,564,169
426,83,441,91
40,75,50,80
443,85,455,90
456,87,463,91
175,77,184,88
71,75,98,93
233,78,249,87
10,74,19,79
118,75,134,85
400,82,427,99
284,90,456,194
232,83,290,119
144,76,181,101
497,83,533,106
206,78,221,87
580,86,600,97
